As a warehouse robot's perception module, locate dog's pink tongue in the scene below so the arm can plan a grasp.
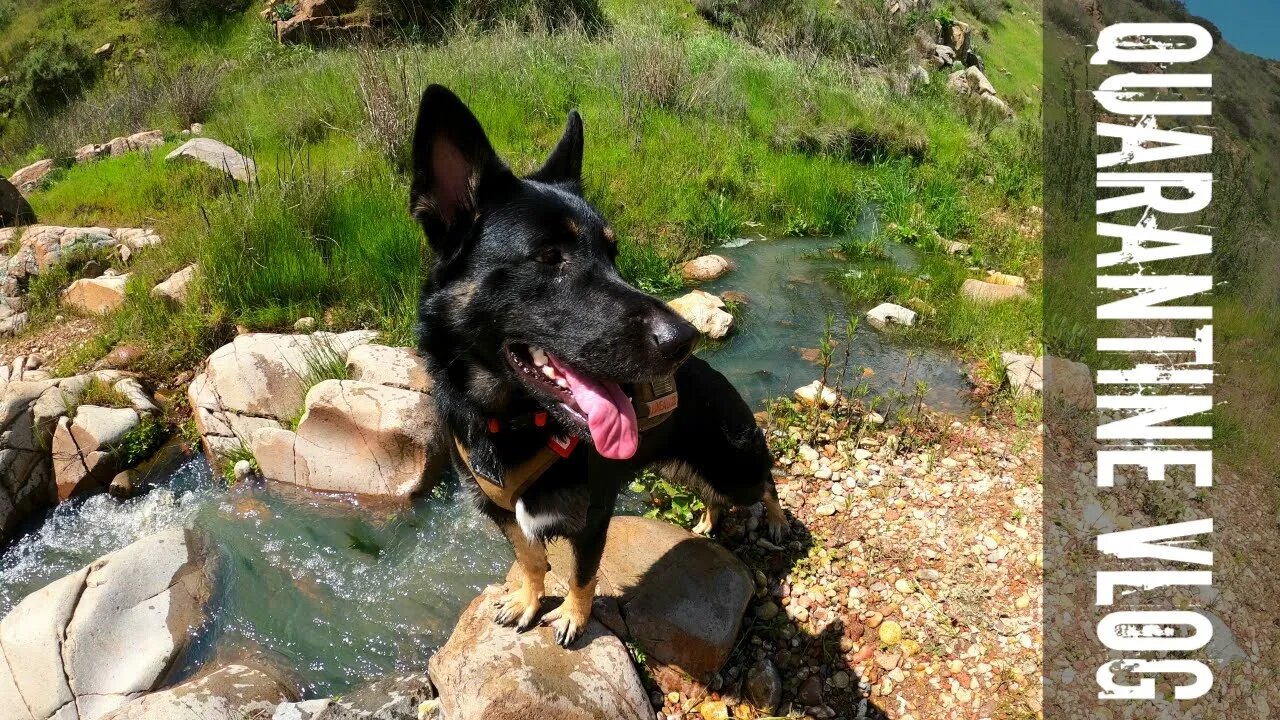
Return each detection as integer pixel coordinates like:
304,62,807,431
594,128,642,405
551,356,638,460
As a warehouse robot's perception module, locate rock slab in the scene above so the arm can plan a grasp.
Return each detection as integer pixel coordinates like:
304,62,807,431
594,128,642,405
0,528,214,720
866,302,918,329
428,585,651,720
166,138,257,183
101,658,299,720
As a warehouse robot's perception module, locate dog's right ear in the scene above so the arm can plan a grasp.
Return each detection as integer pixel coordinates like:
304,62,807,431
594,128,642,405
410,85,510,257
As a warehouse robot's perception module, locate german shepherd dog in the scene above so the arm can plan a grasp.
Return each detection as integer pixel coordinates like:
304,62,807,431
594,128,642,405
411,85,787,647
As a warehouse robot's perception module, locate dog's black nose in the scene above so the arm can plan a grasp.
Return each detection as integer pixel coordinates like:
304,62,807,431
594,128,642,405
650,315,699,364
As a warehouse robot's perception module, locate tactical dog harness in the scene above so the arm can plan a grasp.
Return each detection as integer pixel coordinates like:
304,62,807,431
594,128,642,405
455,375,678,511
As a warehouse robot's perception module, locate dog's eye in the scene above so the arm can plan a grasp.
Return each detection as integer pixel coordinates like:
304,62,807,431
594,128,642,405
533,247,564,265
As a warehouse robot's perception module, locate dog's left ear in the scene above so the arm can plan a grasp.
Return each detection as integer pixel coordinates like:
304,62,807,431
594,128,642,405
528,110,583,191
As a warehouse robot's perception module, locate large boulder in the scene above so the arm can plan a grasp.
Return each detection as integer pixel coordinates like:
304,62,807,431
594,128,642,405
9,159,54,194
0,529,215,720
101,657,299,720
275,0,373,45
188,334,442,498
250,379,439,498
668,289,733,339
428,585,652,720
166,138,257,183
0,177,35,227
539,516,754,685
63,274,131,315
679,254,733,283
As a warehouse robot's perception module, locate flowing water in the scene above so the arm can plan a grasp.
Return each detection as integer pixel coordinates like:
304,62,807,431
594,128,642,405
0,221,971,696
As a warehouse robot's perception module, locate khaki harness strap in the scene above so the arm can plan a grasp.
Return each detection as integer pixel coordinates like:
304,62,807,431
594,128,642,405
453,436,564,512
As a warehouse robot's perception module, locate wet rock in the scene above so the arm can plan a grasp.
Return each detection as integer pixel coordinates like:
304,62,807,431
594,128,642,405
428,585,651,720
0,176,35,226
250,379,440,498
680,254,733,282
9,159,54,193
101,656,299,720
960,278,1029,303
108,469,143,498
346,344,430,392
0,529,214,720
166,138,257,183
63,274,131,315
866,302,917,329
668,289,733,339
150,264,197,306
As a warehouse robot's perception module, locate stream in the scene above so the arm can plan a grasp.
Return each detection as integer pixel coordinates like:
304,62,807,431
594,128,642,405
0,220,972,697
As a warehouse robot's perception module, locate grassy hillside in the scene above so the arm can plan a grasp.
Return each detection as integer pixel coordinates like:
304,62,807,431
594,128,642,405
0,0,1044,396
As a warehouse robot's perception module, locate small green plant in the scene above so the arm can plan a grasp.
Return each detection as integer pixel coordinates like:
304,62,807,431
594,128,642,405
285,338,351,429
113,416,168,469
630,470,705,529
274,2,297,20
222,444,260,485
75,377,133,412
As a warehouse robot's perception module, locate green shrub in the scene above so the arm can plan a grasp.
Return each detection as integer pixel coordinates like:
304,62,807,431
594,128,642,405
3,30,98,115
140,0,252,24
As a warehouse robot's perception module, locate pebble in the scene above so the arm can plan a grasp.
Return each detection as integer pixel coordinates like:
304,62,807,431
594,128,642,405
878,620,903,645
815,503,836,516
894,578,913,594
854,448,873,461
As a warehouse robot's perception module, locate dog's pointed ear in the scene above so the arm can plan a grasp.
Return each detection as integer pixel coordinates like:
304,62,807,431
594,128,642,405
410,85,511,253
528,110,583,191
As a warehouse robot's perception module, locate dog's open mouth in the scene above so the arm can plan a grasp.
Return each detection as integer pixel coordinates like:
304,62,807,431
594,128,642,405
505,343,639,460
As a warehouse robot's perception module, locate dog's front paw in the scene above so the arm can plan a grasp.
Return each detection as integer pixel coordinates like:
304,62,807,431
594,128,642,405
542,602,590,647
763,499,790,542
494,585,543,631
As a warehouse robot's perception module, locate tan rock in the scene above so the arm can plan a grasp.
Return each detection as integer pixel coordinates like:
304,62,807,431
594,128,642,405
346,344,431,392
960,278,1029,304
126,130,164,151
679,254,733,282
63,274,130,315
150,264,196,305
249,379,439,498
100,657,299,720
428,585,651,720
668,289,733,339
9,159,54,194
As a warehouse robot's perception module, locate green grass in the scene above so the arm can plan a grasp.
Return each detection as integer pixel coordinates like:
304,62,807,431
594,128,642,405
1,0,1045,383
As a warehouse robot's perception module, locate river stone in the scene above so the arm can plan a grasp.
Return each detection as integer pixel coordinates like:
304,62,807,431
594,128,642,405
0,176,36,227
0,529,214,720
166,138,257,183
428,585,651,720
251,379,438,498
63,274,131,315
101,658,299,720
150,264,197,306
346,344,430,392
540,516,754,683
679,254,733,282
1002,352,1041,396
961,278,1029,303
866,302,917,329
202,331,377,422
668,289,733,339
1044,355,1095,409
9,159,54,194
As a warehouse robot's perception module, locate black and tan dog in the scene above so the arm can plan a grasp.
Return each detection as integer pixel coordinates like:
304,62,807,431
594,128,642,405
411,85,787,647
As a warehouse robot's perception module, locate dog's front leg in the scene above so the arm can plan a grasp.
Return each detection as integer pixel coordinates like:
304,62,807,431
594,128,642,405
494,518,548,631
542,532,601,648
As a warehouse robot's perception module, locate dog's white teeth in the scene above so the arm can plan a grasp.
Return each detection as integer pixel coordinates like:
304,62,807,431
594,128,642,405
531,347,548,366
542,365,557,380
556,378,569,389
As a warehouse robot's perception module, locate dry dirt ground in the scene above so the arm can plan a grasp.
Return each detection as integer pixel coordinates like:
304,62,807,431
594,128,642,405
659,401,1044,720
